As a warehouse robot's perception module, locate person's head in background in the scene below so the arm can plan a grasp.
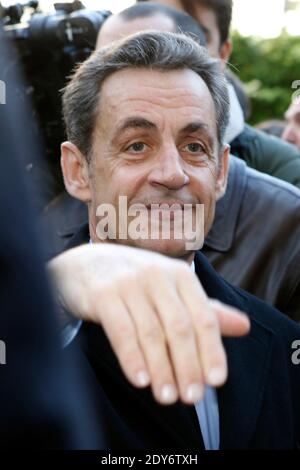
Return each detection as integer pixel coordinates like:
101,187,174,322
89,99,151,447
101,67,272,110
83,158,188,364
136,0,233,69
282,97,300,151
97,1,206,48
132,0,250,121
256,120,285,139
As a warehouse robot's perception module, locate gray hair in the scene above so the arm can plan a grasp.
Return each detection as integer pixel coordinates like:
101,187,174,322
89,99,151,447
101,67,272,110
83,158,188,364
62,31,229,160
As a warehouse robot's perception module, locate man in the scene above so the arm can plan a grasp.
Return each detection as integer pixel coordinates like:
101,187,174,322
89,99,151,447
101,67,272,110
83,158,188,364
59,31,300,449
137,0,232,64
42,2,300,321
282,97,300,151
96,1,206,48
138,0,300,188
1,21,249,450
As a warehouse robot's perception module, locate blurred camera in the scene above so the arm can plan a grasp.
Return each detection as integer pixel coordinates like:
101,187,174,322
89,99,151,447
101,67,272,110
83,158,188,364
1,1,110,184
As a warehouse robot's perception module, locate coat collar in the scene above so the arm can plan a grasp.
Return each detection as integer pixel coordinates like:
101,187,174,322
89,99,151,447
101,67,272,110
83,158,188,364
65,222,90,249
204,156,248,253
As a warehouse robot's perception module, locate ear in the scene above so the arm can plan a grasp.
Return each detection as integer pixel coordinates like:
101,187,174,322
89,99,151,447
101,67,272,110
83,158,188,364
215,144,230,200
219,39,232,71
61,141,91,203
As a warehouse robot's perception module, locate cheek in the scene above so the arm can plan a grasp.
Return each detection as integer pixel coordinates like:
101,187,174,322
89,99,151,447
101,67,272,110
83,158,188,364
195,175,218,236
190,168,218,216
191,165,218,197
95,162,150,205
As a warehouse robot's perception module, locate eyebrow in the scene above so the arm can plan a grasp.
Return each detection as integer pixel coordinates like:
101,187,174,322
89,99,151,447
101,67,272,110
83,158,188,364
179,121,214,146
115,117,157,135
112,118,214,147
179,121,209,134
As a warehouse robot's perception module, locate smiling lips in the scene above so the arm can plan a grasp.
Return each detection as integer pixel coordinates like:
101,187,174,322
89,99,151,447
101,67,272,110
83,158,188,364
145,202,195,222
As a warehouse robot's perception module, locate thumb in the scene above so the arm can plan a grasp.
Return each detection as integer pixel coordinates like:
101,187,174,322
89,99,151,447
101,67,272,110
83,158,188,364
209,299,251,337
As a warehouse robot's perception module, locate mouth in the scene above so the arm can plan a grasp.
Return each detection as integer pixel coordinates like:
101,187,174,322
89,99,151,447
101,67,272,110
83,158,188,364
144,202,194,223
145,201,194,210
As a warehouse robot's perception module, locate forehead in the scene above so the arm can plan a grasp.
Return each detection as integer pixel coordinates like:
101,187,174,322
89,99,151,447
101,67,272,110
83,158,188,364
98,13,175,47
98,68,216,131
148,0,183,9
286,99,300,120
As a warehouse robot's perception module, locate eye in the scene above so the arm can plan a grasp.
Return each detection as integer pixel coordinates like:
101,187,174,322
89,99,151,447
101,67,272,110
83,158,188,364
182,142,205,154
127,142,148,153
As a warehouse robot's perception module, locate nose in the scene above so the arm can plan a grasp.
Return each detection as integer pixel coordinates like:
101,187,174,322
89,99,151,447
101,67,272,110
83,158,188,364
148,144,189,190
282,124,297,146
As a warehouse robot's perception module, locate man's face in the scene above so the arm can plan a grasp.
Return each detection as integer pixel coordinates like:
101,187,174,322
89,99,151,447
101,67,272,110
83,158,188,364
76,68,228,259
145,0,220,57
188,4,221,58
282,99,300,151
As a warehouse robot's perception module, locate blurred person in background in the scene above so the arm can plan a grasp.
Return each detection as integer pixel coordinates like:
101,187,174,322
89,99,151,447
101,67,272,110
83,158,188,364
256,119,285,139
282,97,300,151
137,0,300,188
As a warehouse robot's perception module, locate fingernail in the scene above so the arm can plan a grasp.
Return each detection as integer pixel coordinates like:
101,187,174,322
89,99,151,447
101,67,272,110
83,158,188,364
186,383,203,403
160,384,178,404
207,367,226,386
136,371,150,387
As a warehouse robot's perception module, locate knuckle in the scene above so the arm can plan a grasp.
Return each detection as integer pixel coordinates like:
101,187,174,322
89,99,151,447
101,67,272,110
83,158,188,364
120,347,141,371
114,319,134,341
145,265,165,282
119,273,138,294
141,325,164,344
171,315,193,338
92,283,113,302
199,313,218,332
140,265,161,287
208,352,227,373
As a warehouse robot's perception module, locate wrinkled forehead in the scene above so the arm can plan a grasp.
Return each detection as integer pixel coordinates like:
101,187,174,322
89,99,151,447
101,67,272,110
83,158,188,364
101,67,214,109
94,67,218,147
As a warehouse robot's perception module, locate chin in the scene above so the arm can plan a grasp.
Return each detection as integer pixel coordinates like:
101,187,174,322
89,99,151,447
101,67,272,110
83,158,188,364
128,238,193,259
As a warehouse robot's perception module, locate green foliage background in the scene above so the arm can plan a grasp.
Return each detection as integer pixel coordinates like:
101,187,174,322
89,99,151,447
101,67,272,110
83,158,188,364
230,31,300,125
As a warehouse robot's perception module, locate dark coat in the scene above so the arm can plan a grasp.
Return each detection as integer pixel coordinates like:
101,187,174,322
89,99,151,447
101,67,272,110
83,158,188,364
231,123,300,189
203,156,300,321
68,224,300,450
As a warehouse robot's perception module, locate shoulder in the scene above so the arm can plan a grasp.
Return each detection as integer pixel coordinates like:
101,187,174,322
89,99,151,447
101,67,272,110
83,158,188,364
245,165,300,208
234,281,300,339
243,124,300,161
235,125,300,187
196,251,300,339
